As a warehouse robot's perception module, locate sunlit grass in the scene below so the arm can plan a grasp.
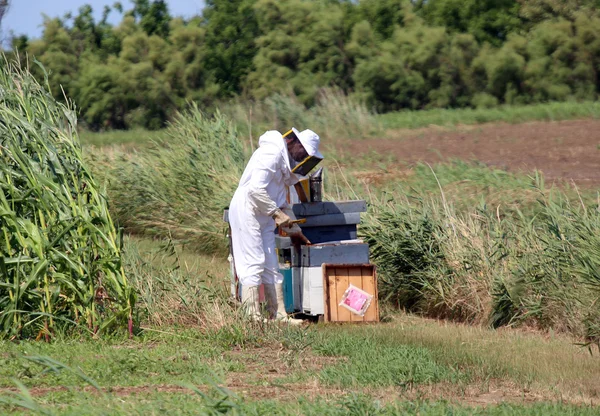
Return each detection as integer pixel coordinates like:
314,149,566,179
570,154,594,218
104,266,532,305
378,101,600,130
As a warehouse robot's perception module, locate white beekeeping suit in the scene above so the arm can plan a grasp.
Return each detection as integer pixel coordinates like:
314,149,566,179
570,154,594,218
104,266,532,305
229,129,322,322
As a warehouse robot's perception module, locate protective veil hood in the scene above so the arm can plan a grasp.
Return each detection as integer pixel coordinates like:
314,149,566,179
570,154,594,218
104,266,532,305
258,130,296,185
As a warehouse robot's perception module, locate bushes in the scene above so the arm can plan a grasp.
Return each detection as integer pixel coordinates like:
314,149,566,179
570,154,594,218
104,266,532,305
0,58,133,339
362,167,600,340
363,201,447,311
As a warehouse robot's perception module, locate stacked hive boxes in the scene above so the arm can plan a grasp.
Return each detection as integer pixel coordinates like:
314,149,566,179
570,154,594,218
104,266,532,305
277,200,377,320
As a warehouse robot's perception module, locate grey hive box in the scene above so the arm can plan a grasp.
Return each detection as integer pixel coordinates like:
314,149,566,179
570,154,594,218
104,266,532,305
300,243,369,267
294,200,367,245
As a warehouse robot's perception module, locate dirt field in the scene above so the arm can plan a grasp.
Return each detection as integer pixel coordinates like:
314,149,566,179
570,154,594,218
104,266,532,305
345,119,600,186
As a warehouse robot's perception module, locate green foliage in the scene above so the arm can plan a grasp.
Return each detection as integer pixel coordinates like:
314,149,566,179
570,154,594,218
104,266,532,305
362,165,600,341
314,326,461,388
87,106,245,254
202,0,259,96
222,88,379,141
131,0,171,38
377,101,600,129
247,0,352,104
416,0,521,45
519,0,600,23
0,58,133,339
357,0,410,39
9,0,600,127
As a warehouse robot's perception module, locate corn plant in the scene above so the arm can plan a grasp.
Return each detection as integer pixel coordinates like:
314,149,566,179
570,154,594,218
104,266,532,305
0,57,134,339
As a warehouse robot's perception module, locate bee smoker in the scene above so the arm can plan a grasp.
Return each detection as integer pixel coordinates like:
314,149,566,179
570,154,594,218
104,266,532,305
309,167,323,202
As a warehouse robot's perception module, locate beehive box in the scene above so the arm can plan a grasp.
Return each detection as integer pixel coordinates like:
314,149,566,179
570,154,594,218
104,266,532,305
322,264,379,322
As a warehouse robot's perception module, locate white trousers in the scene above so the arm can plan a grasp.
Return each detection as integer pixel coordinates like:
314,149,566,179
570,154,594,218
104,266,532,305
229,190,283,287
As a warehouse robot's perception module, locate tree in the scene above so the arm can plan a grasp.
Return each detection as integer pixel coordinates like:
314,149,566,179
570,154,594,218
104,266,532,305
353,11,479,111
518,0,600,23
131,0,171,38
202,0,260,96
416,0,520,45
246,0,352,104
76,58,128,129
358,0,411,39
0,0,8,29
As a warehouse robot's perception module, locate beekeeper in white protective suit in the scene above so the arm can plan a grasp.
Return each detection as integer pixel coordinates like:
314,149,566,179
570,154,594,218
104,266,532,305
229,128,323,324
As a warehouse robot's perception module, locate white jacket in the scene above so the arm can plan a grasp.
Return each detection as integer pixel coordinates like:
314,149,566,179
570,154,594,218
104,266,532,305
228,131,298,285
234,130,297,216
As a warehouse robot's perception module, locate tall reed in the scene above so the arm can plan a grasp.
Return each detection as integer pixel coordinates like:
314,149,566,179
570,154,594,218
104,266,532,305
0,57,133,339
88,105,245,254
362,170,600,342
221,88,380,144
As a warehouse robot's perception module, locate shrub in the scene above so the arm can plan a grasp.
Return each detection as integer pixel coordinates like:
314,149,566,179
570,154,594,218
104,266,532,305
362,166,600,340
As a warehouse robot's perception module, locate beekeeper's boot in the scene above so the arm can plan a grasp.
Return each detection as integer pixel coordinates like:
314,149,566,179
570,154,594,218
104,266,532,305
241,284,262,321
265,283,303,325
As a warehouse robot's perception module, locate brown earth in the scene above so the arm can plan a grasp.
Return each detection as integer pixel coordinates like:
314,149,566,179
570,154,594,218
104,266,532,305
342,119,600,186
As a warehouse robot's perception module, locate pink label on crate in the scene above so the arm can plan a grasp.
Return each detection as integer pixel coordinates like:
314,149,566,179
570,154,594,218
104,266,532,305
344,288,368,311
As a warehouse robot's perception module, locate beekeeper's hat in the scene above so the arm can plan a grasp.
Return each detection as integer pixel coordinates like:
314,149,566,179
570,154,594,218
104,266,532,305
294,128,323,160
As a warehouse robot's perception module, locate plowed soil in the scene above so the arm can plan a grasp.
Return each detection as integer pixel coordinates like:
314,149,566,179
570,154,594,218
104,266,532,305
344,119,600,185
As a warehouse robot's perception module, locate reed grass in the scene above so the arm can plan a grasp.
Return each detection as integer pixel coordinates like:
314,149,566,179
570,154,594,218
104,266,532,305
221,88,380,143
0,57,133,339
87,105,245,254
361,168,600,342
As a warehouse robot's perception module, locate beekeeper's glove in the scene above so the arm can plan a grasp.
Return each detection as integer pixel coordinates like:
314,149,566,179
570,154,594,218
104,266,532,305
272,208,292,228
281,223,311,246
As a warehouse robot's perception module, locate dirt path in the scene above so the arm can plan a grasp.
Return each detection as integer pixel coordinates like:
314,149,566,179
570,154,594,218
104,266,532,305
2,373,593,408
342,119,600,185
3,344,598,407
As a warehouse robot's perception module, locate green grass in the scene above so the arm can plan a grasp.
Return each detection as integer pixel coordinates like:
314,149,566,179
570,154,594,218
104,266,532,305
313,327,464,388
84,108,244,255
0,323,459,391
79,100,600,150
2,318,600,414
3,387,598,415
8,100,600,413
2,392,598,415
343,316,600,397
0,331,234,388
1,231,599,412
377,101,600,130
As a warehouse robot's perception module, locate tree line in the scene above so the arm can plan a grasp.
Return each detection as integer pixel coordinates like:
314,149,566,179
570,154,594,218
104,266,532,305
7,0,600,130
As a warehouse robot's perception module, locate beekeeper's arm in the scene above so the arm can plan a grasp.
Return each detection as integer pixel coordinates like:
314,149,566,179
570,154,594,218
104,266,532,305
247,159,292,227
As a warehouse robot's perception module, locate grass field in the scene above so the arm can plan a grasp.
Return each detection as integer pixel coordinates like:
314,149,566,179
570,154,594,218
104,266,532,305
2,238,600,414
77,101,600,148
5,98,600,414
377,101,600,130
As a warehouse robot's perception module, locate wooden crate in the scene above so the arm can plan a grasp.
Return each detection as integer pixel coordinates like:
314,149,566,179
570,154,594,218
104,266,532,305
322,264,379,322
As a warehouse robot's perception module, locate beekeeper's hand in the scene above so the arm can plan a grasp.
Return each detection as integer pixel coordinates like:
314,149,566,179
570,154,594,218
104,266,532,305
281,224,311,246
272,208,292,228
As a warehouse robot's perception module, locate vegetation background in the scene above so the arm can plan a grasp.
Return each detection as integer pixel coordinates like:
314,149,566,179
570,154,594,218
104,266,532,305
5,0,600,130
3,1,600,414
